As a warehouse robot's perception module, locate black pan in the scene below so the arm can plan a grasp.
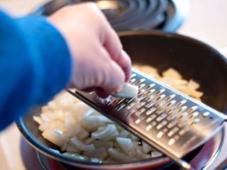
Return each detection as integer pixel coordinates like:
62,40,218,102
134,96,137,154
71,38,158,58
17,31,227,170
120,32,227,111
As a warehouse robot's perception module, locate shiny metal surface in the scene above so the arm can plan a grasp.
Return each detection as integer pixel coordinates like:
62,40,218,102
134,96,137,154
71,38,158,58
68,69,226,170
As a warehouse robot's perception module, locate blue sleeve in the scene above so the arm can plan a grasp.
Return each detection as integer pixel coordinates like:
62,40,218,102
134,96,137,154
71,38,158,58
0,11,72,130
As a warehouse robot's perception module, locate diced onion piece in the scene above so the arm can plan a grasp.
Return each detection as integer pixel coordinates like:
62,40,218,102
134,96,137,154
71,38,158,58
188,89,203,99
33,116,43,125
108,148,134,162
47,101,58,111
133,65,160,79
162,68,182,79
42,129,67,147
116,137,135,156
41,106,51,113
84,137,96,144
135,145,151,159
128,133,139,141
91,124,119,141
40,113,50,122
92,140,114,148
70,137,95,152
39,120,64,132
63,113,79,138
83,147,108,160
67,103,91,122
74,127,89,140
65,141,79,153
142,141,152,154
118,130,130,138
151,151,163,158
188,80,200,90
81,114,112,131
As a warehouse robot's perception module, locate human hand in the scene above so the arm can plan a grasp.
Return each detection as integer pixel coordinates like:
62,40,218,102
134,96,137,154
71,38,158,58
49,3,131,97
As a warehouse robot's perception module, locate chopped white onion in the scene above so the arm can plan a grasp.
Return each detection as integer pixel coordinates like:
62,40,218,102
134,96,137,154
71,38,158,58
35,66,203,163
42,129,67,147
108,148,134,162
70,137,95,152
91,124,119,141
142,141,152,154
81,114,112,131
116,137,136,156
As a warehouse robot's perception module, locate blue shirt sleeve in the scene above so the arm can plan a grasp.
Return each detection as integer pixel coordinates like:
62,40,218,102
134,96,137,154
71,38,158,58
0,11,72,130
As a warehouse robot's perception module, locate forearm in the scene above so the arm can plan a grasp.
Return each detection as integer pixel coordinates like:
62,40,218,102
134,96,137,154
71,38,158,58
0,11,72,130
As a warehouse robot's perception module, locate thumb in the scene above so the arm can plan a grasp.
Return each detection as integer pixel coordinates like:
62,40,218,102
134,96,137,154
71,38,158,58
103,26,132,82
101,59,125,94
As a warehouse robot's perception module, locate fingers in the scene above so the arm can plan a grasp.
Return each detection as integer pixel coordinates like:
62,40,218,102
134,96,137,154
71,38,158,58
103,26,132,82
94,88,109,98
120,50,132,82
50,2,131,97
106,60,125,92
83,87,109,98
96,47,125,95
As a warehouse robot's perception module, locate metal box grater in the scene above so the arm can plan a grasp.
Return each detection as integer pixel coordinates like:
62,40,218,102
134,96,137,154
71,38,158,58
68,69,227,170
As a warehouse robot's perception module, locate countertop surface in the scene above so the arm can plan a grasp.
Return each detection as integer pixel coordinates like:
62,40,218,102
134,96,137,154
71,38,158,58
0,0,226,170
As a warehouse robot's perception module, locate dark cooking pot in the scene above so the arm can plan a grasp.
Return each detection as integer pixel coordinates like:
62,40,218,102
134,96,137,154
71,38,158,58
17,31,227,170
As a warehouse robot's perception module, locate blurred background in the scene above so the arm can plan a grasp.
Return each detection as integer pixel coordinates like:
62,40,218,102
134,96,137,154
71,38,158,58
0,0,226,49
